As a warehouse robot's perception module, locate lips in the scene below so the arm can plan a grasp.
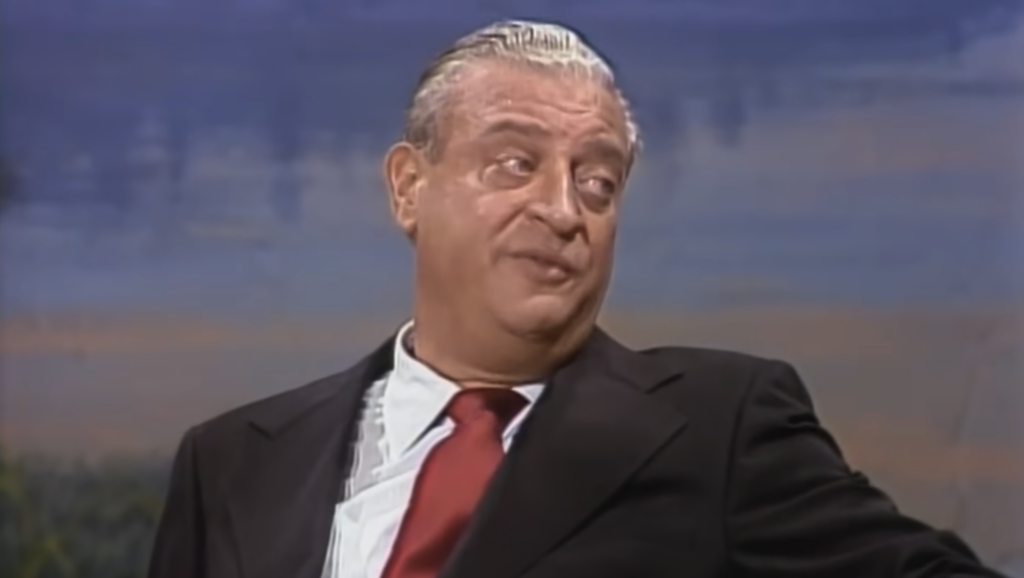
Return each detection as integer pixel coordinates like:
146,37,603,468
509,248,580,275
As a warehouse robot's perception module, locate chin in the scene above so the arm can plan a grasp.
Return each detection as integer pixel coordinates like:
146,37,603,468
497,294,581,340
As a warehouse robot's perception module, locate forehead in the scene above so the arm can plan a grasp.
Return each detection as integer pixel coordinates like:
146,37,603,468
442,60,628,142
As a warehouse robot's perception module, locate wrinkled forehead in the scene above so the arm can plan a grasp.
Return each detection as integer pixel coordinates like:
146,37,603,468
439,59,631,147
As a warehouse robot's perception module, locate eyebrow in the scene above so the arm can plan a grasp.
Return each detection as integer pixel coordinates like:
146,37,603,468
476,117,629,166
477,118,552,140
582,137,629,167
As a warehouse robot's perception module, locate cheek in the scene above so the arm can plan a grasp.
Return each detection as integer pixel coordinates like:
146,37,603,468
583,225,618,288
419,185,516,266
419,179,472,229
477,190,532,232
587,217,618,259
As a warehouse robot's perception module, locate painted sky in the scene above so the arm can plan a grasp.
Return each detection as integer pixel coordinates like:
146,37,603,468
1,0,1023,317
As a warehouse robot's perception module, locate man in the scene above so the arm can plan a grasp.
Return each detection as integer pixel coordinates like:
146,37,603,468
149,20,1007,578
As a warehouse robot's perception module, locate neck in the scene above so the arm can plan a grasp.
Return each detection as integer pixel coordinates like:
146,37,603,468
408,309,591,387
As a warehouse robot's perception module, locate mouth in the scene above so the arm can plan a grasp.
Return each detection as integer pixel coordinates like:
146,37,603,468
508,249,580,281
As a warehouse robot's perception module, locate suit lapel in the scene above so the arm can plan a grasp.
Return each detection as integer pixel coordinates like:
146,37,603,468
439,329,689,578
226,337,395,578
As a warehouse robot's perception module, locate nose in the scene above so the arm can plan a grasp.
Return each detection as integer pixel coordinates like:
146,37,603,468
527,167,585,239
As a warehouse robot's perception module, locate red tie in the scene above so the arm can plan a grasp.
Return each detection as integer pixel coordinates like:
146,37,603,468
380,388,527,578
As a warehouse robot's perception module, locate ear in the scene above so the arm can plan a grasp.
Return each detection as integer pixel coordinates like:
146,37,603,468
382,142,427,240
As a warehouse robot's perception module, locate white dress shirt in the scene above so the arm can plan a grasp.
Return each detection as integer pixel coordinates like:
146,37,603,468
321,322,545,578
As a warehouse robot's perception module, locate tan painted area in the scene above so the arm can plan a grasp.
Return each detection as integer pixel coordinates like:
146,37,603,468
0,312,400,354
839,414,1024,483
0,311,1022,557
2,305,1020,452
0,305,1017,357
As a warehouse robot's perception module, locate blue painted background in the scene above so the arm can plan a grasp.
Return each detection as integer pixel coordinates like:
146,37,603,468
1,0,1022,574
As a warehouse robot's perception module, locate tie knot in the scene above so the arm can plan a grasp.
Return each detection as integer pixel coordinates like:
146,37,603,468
446,388,527,428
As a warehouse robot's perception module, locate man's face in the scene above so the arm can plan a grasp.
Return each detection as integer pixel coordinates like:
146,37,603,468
386,60,631,341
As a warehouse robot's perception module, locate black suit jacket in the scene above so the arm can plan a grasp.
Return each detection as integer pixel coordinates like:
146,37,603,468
149,328,1005,578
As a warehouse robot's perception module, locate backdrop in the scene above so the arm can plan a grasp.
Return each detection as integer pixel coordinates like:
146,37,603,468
1,1,1023,576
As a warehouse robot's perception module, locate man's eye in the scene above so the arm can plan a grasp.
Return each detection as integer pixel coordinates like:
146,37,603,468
498,156,534,175
580,176,617,196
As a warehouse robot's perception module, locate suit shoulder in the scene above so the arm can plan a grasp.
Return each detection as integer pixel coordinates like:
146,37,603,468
641,344,778,374
636,344,793,400
188,370,352,443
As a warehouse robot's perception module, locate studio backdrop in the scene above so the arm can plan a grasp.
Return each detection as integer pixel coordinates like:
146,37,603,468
1,1,1022,576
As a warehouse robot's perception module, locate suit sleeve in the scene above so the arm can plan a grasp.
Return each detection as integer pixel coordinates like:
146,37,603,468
725,360,1006,578
148,426,206,578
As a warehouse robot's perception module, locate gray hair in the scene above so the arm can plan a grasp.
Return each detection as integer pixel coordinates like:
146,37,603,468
402,20,640,161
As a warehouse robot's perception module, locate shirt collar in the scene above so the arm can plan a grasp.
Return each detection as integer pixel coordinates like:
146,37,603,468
382,321,544,461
